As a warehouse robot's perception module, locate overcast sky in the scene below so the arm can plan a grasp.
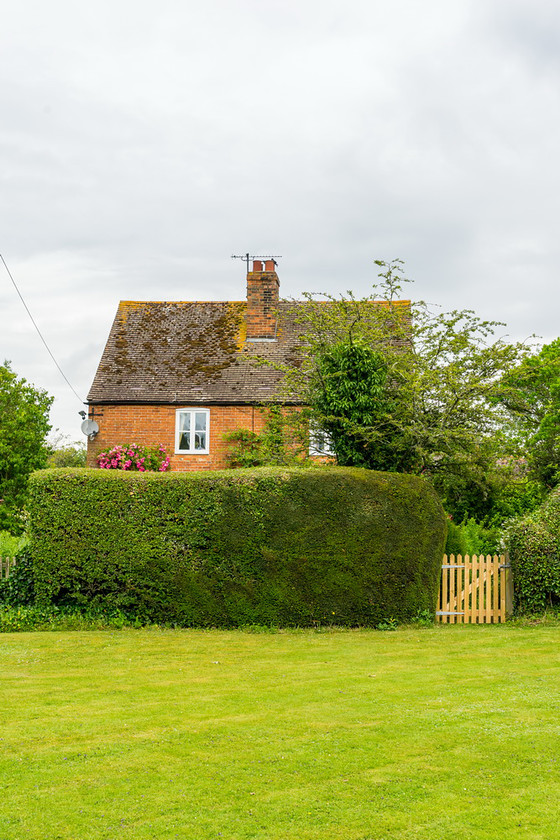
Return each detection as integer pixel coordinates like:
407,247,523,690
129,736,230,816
2,0,559,442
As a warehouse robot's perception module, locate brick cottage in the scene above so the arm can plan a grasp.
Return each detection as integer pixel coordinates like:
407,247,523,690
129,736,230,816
86,261,411,470
86,260,313,470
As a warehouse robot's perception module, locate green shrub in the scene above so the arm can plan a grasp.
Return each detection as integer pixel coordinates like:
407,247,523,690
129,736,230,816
47,441,87,468
223,406,309,468
223,429,264,467
486,478,546,527
27,466,447,628
0,604,145,632
0,530,28,556
506,488,560,612
444,517,501,556
0,547,35,606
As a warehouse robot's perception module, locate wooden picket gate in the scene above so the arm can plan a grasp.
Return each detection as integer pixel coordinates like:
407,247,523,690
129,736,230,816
437,554,513,624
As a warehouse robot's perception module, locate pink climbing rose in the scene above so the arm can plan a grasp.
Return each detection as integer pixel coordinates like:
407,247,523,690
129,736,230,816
96,443,170,472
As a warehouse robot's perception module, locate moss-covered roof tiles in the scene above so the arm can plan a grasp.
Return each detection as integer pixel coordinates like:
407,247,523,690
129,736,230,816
87,300,305,405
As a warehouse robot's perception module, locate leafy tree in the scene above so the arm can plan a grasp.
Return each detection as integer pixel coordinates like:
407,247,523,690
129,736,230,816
312,341,414,471
279,259,532,520
499,338,560,489
0,362,53,533
46,433,87,468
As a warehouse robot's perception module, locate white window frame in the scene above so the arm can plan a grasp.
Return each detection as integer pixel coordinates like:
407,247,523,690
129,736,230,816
309,424,336,457
175,408,210,455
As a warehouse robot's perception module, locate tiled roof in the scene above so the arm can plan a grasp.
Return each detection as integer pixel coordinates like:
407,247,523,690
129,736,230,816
87,300,306,405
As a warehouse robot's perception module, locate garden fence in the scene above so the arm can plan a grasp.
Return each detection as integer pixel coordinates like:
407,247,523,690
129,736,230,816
437,554,512,624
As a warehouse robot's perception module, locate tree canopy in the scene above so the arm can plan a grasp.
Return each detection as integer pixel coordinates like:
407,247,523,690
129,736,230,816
311,341,414,471
280,259,534,520
0,362,53,533
499,338,560,489
46,433,87,468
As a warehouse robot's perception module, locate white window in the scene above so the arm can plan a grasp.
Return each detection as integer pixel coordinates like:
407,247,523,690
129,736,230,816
175,409,210,454
309,425,336,457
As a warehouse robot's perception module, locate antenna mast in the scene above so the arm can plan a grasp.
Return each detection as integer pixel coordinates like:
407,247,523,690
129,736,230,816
231,253,282,271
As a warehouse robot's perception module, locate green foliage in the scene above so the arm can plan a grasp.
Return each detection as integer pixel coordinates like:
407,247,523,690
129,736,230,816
223,429,264,467
0,361,52,533
27,466,447,627
499,338,560,489
484,476,546,527
439,462,546,541
312,341,414,471
0,604,143,632
46,434,86,468
278,259,532,520
224,406,309,468
506,488,560,612
443,475,546,560
376,616,398,631
0,547,35,606
444,517,501,556
410,608,434,626
0,529,27,556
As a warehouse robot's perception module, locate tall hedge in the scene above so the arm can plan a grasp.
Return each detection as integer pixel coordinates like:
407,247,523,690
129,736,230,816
27,466,447,627
506,488,560,612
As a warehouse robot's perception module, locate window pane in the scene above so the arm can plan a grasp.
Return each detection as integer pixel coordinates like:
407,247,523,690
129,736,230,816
176,410,208,453
309,424,335,456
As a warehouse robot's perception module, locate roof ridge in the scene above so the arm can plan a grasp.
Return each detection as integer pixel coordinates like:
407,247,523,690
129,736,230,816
118,299,245,306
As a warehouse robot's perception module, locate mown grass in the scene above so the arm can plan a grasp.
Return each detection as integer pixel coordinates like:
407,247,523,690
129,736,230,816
1,624,559,839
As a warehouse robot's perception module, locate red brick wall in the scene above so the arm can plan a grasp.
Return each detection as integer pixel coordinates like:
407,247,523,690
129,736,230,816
246,265,279,339
86,404,269,471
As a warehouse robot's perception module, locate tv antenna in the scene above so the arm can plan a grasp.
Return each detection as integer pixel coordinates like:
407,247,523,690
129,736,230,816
231,253,282,271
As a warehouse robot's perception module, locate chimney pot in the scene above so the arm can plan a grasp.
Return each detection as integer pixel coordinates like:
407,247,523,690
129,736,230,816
252,259,263,272
264,259,275,272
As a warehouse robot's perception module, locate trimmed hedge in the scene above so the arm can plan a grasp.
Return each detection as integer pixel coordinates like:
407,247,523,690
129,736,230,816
27,466,447,627
506,488,560,613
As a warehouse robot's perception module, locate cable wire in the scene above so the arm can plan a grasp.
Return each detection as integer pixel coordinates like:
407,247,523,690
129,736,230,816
1,253,84,404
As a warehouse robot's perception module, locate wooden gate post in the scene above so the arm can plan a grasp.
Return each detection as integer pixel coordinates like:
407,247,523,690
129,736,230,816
503,555,513,618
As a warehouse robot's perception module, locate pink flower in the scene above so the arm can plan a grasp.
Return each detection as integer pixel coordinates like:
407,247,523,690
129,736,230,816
97,442,169,471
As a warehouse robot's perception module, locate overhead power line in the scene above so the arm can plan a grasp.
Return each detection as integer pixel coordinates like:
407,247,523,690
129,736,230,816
1,253,84,404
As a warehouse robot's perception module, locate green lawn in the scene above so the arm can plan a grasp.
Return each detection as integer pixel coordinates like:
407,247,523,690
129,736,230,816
1,624,559,839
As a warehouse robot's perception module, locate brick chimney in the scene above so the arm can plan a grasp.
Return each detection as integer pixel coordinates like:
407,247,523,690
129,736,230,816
246,259,280,339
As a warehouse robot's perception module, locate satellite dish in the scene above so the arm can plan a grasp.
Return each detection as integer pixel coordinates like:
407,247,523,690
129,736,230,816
81,419,99,438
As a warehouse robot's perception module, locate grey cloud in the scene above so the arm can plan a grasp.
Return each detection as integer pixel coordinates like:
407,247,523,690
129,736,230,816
1,0,559,439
